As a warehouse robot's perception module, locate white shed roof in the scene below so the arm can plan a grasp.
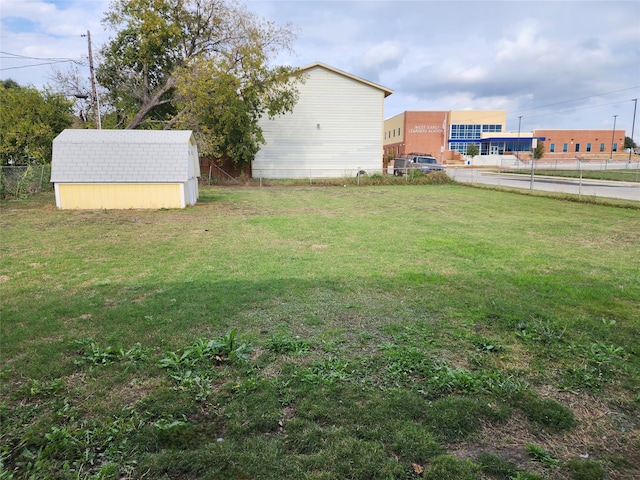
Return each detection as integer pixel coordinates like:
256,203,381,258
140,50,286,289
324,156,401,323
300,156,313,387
51,129,199,183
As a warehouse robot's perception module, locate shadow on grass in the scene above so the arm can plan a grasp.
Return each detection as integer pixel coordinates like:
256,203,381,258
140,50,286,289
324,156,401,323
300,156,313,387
3,267,638,401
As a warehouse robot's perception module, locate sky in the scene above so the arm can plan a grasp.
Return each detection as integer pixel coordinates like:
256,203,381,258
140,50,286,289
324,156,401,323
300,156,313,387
1,0,639,139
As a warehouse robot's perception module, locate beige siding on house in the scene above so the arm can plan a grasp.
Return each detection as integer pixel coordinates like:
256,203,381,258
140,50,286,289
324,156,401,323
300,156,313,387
253,64,390,178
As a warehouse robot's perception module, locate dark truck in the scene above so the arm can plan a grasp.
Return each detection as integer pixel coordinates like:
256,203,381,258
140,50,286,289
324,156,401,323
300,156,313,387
393,155,445,176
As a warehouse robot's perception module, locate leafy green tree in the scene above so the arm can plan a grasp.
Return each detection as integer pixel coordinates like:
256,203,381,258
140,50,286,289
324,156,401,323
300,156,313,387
0,80,73,165
173,52,300,164
624,136,636,150
97,0,301,164
466,143,479,162
534,141,545,160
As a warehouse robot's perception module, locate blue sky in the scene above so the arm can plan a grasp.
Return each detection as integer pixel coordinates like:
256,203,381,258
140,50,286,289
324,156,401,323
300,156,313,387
1,0,639,138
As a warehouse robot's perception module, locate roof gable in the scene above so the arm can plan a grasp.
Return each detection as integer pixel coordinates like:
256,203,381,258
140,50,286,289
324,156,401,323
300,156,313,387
302,62,393,97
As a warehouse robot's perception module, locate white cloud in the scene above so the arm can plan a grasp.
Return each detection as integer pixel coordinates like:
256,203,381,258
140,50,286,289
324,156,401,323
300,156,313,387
1,0,639,136
361,41,404,71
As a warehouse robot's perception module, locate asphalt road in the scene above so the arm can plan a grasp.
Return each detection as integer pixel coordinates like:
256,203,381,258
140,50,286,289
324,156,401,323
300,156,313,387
448,168,640,202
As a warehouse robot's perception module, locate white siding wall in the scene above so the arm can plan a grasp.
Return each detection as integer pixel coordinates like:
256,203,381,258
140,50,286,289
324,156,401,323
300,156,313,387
253,66,385,178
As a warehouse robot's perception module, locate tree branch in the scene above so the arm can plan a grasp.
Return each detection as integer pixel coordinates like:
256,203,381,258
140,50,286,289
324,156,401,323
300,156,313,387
125,75,178,129
163,106,190,130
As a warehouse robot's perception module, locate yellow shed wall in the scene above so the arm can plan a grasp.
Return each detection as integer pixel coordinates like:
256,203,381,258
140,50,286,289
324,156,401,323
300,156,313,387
56,183,184,209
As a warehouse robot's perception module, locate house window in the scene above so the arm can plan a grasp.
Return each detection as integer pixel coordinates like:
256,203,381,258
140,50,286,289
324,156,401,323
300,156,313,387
550,143,555,152
586,143,591,152
563,143,568,152
613,143,618,152
600,143,605,152
575,143,580,152
398,127,401,136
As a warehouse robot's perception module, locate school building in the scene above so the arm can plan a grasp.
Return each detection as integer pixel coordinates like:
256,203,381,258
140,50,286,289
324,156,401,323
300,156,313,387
383,111,626,162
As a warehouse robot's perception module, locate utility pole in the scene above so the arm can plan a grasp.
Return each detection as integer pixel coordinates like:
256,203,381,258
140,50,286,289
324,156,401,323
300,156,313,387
82,30,101,129
517,116,522,163
529,137,537,190
629,98,637,163
609,115,617,162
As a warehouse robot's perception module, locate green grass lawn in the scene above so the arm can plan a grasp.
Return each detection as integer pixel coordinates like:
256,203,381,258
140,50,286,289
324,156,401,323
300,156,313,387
1,184,639,479
503,168,639,183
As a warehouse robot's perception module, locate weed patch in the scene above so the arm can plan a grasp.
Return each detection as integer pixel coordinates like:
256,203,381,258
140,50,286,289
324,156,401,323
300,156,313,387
527,443,560,466
476,452,529,479
73,339,148,366
567,458,606,480
422,454,480,479
515,394,577,432
265,334,311,354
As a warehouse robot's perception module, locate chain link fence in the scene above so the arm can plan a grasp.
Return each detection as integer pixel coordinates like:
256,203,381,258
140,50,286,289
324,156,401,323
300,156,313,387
1,165,53,199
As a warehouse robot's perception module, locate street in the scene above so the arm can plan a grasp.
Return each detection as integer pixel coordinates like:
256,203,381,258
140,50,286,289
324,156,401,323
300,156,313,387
448,166,640,202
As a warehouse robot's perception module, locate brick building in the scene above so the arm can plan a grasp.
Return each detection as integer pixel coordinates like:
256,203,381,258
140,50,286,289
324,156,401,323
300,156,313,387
534,129,626,159
384,111,449,161
384,110,530,162
384,111,627,163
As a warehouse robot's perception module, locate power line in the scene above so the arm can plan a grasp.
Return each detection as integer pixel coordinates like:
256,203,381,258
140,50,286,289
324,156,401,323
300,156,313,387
461,87,640,126
508,98,638,122
0,51,85,71
509,86,640,116
0,60,81,71
0,51,83,63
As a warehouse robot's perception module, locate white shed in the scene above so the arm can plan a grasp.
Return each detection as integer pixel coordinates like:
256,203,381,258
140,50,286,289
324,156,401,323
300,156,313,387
252,62,393,178
51,129,200,209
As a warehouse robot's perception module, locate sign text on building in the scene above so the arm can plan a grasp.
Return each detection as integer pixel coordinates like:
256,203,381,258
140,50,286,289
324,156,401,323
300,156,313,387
408,125,444,134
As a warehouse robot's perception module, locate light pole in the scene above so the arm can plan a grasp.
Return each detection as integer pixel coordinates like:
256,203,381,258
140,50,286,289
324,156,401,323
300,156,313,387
517,116,522,163
529,137,537,190
609,115,618,162
629,98,637,163
605,114,617,178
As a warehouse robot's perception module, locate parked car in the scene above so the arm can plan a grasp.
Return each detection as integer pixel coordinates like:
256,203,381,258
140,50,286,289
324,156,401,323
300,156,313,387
415,155,445,173
393,155,444,175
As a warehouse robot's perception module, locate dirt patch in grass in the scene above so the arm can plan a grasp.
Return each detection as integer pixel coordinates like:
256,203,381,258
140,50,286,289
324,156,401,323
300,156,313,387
104,376,165,409
448,440,542,476
450,389,640,479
